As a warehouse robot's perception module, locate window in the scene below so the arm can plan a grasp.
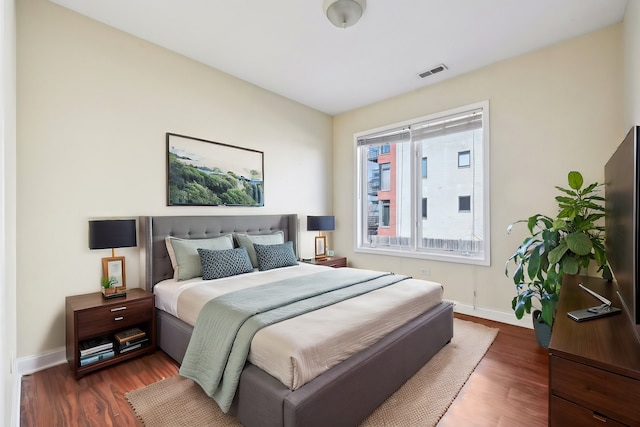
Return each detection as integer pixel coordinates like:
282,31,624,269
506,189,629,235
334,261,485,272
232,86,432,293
459,196,471,212
355,101,490,265
380,163,391,191
380,200,390,227
458,150,471,168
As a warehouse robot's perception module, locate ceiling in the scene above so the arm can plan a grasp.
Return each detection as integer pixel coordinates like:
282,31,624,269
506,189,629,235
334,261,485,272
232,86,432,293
50,0,628,116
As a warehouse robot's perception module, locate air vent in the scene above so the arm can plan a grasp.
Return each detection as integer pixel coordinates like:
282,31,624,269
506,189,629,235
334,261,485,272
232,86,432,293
419,64,448,79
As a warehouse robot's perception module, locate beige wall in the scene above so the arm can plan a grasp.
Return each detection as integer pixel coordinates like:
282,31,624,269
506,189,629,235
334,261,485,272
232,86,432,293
16,0,332,358
624,0,640,128
332,25,624,322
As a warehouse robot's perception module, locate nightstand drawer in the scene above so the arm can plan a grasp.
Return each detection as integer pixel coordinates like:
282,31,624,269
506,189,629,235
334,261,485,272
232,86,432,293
77,298,152,337
550,355,640,423
550,396,625,427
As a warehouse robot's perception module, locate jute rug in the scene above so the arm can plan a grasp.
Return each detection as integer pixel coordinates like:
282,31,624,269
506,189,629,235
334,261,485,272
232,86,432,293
126,318,498,427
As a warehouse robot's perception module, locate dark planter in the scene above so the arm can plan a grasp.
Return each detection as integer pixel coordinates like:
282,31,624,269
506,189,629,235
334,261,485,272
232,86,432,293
532,309,552,348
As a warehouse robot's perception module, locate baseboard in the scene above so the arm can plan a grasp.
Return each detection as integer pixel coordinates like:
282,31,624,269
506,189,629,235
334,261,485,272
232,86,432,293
452,301,533,329
17,346,66,376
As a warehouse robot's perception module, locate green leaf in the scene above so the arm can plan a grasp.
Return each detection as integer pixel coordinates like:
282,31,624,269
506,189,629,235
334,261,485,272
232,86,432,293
564,232,593,256
527,245,541,280
562,256,579,275
568,171,584,190
548,241,568,265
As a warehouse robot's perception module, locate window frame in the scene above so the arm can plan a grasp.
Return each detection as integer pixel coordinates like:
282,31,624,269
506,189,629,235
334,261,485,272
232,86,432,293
354,101,491,266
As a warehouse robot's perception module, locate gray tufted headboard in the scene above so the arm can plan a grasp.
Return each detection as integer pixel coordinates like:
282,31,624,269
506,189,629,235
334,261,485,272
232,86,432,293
140,214,298,291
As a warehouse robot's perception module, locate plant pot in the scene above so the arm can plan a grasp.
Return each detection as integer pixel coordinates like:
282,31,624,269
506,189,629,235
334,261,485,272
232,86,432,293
532,310,552,348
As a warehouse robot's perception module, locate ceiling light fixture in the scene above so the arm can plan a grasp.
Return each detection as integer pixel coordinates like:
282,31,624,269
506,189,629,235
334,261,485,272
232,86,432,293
323,0,366,29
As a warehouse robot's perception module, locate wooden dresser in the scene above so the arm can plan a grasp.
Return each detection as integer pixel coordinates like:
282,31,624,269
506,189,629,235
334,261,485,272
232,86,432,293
549,275,640,426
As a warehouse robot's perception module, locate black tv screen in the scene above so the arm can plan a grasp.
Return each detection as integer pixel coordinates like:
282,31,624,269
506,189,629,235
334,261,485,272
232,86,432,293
605,126,640,336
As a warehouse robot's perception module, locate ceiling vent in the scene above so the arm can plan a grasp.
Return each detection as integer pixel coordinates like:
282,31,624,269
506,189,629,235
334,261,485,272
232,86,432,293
419,64,448,79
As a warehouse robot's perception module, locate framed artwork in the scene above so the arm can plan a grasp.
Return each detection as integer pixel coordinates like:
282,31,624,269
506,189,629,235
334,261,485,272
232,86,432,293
167,133,264,206
102,256,126,290
315,235,327,259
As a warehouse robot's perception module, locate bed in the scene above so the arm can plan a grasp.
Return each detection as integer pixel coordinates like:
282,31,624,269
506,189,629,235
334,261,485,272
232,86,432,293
140,214,454,427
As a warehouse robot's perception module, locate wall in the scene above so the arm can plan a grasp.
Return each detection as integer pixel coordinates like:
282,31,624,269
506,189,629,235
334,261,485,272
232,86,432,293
2,0,17,423
333,25,624,324
16,0,332,360
624,0,640,128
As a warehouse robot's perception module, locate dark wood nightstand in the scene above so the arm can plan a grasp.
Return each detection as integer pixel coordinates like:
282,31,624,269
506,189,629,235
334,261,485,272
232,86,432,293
65,288,156,378
303,256,347,268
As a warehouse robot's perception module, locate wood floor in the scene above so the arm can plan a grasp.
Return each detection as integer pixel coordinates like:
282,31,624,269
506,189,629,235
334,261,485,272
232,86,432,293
19,314,548,427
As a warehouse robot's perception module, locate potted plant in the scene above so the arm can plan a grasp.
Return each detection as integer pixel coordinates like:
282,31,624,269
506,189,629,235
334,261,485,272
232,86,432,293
505,171,611,347
101,276,117,296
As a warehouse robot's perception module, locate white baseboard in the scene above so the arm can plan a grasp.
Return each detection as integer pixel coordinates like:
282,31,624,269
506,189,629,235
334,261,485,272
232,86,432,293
17,346,66,376
451,301,533,329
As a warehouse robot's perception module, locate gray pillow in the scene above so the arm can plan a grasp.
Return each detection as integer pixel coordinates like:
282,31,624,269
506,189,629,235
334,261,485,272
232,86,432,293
197,247,254,280
165,234,234,280
254,241,298,271
234,231,285,267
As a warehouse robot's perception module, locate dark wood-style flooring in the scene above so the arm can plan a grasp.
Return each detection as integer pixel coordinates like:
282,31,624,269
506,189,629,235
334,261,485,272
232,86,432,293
20,314,548,426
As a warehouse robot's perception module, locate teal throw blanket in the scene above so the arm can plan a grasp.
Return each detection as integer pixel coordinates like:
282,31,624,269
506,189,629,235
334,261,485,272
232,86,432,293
179,268,409,412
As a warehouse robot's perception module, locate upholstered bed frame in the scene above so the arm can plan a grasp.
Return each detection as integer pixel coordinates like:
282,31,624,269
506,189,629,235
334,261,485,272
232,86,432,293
140,214,454,427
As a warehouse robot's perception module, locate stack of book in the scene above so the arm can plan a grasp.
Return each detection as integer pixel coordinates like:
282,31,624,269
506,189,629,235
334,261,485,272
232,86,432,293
114,327,149,354
78,336,114,366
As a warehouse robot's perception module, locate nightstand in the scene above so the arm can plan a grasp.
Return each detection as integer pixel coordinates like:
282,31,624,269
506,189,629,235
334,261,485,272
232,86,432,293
65,288,156,378
304,256,347,268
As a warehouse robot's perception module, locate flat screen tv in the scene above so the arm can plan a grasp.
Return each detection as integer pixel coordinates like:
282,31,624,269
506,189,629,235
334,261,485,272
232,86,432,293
605,125,640,340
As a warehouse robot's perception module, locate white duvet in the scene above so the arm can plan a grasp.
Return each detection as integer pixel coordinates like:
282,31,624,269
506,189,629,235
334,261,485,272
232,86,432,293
154,263,444,390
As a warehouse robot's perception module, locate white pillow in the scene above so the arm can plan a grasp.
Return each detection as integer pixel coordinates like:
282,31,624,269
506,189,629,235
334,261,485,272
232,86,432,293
165,234,234,280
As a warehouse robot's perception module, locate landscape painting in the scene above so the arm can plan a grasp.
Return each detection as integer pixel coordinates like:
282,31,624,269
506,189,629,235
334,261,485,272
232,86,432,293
167,133,264,206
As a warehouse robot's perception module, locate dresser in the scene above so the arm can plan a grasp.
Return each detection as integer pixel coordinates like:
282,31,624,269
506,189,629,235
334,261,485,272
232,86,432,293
548,275,640,426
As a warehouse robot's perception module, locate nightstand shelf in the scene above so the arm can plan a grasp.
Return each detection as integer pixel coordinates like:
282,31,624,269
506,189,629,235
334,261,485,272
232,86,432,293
65,288,156,378
303,256,347,268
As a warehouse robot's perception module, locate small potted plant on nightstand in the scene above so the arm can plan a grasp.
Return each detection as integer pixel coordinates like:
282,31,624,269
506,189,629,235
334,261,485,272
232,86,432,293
101,276,117,297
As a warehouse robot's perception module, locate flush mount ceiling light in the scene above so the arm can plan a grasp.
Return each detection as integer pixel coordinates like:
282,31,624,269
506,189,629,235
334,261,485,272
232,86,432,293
323,0,367,29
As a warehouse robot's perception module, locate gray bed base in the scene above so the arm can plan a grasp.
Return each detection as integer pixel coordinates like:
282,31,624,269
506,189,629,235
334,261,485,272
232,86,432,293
141,215,454,427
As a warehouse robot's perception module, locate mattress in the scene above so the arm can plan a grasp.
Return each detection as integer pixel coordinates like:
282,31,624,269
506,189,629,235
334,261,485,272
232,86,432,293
154,263,444,390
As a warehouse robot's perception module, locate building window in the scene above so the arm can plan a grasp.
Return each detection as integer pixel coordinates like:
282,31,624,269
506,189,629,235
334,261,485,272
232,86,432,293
355,101,490,265
380,163,390,191
459,195,471,212
458,150,471,168
380,200,390,227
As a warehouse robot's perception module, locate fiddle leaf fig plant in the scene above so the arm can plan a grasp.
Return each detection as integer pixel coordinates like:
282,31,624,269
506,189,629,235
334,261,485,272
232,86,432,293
505,171,611,327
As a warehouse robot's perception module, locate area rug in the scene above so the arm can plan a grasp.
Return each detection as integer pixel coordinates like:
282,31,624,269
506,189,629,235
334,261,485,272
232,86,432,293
125,318,498,427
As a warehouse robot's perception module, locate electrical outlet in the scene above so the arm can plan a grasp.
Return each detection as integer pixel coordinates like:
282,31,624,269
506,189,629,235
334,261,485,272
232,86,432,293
419,267,430,276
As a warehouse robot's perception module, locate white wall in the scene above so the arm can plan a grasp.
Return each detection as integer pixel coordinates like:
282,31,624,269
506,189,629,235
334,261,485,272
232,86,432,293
16,0,332,359
2,0,17,424
333,25,624,323
624,0,640,128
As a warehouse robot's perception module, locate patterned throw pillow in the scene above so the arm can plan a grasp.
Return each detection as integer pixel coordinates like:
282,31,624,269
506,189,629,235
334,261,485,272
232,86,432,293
254,241,298,271
197,247,254,280
234,231,285,268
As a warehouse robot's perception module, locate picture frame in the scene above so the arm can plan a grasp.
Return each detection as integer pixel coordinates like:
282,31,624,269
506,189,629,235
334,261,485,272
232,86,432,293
102,256,126,290
315,235,327,259
167,133,264,206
